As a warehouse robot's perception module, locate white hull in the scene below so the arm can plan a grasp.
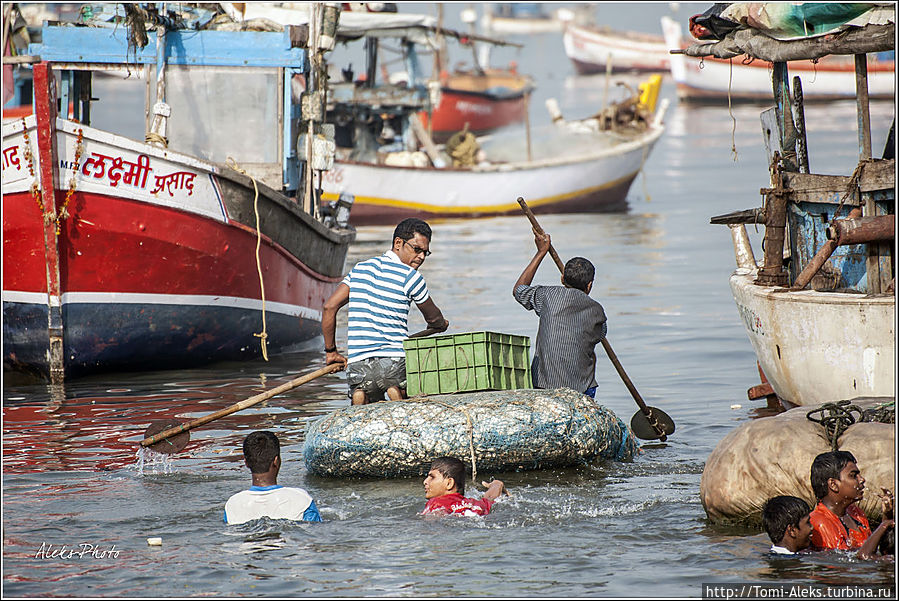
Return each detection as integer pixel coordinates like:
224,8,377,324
481,15,563,35
661,16,896,100
320,124,665,223
730,270,895,407
563,24,669,74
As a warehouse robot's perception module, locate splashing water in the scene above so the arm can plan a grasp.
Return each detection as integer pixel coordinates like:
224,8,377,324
134,446,175,475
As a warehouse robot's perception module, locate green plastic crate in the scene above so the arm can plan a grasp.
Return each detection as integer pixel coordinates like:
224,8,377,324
404,331,532,396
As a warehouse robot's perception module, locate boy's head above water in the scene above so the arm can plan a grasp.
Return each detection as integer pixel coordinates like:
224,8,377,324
424,456,466,498
763,495,813,552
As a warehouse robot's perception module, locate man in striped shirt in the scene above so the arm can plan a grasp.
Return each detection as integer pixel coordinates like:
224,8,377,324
513,230,607,398
322,218,449,404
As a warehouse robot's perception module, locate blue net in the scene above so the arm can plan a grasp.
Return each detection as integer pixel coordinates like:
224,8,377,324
303,388,639,478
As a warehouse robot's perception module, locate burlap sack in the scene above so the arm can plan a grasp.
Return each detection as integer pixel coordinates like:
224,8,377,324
700,399,895,526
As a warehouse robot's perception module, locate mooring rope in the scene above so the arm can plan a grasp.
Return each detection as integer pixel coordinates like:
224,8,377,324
226,157,268,360
806,399,894,451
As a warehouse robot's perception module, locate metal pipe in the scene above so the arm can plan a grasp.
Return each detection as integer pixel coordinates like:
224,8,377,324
827,214,895,245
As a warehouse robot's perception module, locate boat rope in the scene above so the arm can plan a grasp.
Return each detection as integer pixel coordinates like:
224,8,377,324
227,157,269,361
144,131,168,148
727,59,738,161
405,395,479,483
832,159,871,221
806,400,895,451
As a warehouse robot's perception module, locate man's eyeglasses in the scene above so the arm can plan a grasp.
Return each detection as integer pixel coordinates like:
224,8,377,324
403,240,432,257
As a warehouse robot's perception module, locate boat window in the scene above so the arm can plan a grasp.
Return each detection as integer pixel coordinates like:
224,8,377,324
164,66,281,186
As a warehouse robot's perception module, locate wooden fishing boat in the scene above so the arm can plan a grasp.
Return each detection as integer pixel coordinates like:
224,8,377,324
704,16,895,409
318,14,667,225
2,8,354,381
480,3,566,35
303,388,639,478
697,8,895,525
563,23,670,75
421,67,535,140
661,15,896,102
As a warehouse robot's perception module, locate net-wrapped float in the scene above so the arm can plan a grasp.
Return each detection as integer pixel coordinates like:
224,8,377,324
303,388,639,478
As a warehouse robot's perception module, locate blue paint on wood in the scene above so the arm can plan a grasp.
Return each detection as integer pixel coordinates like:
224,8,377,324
30,26,306,68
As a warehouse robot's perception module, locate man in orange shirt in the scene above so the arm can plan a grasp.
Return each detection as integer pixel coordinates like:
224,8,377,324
808,450,894,559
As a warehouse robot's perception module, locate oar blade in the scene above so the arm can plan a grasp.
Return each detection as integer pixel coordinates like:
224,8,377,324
143,420,190,455
630,407,675,441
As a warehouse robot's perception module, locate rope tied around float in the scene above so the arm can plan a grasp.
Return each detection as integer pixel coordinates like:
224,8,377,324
806,399,895,451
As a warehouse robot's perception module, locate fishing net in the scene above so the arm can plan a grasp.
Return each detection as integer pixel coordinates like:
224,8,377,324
303,388,638,478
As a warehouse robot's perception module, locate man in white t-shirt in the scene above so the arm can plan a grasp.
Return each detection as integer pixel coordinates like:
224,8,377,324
322,218,449,405
224,431,321,525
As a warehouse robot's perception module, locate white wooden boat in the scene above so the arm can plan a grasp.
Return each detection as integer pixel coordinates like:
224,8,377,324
563,23,670,75
662,16,896,101
728,269,894,407
320,109,666,224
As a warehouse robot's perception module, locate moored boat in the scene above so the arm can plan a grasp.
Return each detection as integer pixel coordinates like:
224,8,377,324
480,3,568,35
2,6,354,381
661,13,895,102
696,3,895,525
318,13,667,225
563,22,669,75
421,66,535,141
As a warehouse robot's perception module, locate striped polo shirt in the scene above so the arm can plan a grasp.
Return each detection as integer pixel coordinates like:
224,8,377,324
343,250,430,363
514,284,608,393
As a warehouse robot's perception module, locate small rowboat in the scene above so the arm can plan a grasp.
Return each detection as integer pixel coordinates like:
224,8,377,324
303,388,639,478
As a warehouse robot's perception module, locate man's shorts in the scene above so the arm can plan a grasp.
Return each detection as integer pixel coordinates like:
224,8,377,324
346,356,407,400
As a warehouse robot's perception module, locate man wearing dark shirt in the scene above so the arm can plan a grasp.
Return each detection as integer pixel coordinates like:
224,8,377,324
513,230,607,397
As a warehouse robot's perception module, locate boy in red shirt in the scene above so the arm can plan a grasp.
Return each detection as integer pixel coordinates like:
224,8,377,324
422,457,505,517
808,450,894,559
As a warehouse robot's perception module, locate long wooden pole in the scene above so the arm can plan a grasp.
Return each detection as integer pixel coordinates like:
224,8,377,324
140,364,342,447
516,197,668,441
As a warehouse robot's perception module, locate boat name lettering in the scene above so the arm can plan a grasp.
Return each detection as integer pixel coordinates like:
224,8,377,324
737,304,764,335
455,100,493,115
322,166,344,185
150,171,196,197
2,145,21,170
82,152,152,189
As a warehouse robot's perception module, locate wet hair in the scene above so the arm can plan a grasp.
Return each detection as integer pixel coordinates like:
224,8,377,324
393,218,432,243
563,257,595,292
810,450,857,500
243,431,280,474
430,456,466,496
762,495,811,544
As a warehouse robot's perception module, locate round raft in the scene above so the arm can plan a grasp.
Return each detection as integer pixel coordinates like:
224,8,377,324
303,388,639,478
701,397,895,526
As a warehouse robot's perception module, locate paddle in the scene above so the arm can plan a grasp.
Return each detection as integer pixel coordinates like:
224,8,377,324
516,197,675,441
140,363,343,454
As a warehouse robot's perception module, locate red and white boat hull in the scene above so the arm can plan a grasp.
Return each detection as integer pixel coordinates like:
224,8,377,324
3,112,349,379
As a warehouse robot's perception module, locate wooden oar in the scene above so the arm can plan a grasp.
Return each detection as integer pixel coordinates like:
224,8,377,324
516,197,675,441
140,363,343,454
